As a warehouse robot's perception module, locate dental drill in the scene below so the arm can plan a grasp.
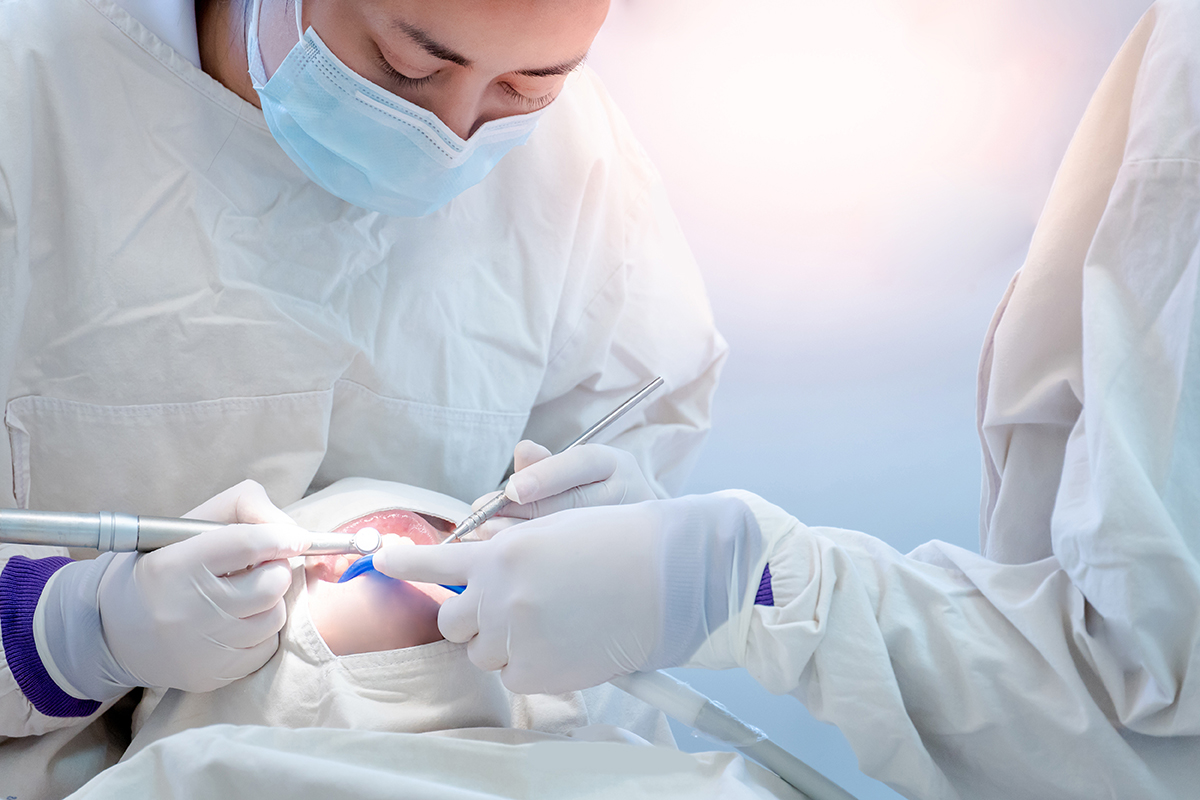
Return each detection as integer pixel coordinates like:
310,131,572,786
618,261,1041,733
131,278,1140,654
0,509,382,556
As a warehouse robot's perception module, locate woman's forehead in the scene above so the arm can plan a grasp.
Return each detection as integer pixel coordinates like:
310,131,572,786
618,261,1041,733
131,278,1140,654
359,0,607,75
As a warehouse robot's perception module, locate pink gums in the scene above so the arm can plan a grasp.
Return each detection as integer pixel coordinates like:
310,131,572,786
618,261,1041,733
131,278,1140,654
307,509,448,582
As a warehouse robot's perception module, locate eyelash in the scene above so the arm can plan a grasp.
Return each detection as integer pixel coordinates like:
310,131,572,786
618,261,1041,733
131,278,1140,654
501,83,554,110
375,50,554,110
375,53,434,89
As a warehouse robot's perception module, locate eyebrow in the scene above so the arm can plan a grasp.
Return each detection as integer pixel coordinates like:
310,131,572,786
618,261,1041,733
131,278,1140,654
394,21,471,67
393,20,587,78
515,53,587,78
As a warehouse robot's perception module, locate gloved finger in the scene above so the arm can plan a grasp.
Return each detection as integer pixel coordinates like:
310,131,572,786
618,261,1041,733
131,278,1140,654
230,481,298,525
512,439,553,472
373,537,479,585
467,436,552,512
436,587,481,643
469,515,522,541
470,489,504,512
216,560,294,618
503,445,622,505
191,523,312,576
466,628,510,673
463,582,510,672
214,632,282,683
501,661,560,696
213,599,289,649
493,484,624,520
184,479,296,526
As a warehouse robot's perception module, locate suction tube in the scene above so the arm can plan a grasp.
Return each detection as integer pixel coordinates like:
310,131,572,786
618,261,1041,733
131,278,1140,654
609,671,858,800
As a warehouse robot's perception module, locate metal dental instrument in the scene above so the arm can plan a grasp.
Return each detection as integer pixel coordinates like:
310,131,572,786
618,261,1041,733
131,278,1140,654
443,376,665,544
0,509,382,556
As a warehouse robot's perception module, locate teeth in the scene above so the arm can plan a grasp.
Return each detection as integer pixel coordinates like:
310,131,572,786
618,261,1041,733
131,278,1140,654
335,510,445,545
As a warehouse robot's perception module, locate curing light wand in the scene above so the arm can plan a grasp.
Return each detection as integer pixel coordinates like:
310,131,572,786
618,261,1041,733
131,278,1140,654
444,376,665,544
0,509,382,556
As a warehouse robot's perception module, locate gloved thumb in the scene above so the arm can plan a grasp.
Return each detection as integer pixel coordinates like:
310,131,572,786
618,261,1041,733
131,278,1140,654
373,537,480,586
503,445,625,506
187,523,311,576
513,439,553,472
185,480,295,526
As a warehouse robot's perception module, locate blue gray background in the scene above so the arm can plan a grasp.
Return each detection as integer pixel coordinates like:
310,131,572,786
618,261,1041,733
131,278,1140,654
589,2,1151,797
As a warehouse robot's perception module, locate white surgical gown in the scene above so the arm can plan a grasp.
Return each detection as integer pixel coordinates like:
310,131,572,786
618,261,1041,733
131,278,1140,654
0,0,725,793
710,3,1200,798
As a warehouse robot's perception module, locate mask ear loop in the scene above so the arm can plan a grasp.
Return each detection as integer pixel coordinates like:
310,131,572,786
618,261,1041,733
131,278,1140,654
292,0,305,38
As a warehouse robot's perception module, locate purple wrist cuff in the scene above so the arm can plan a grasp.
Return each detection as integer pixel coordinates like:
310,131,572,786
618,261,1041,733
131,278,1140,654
0,556,102,717
754,563,774,606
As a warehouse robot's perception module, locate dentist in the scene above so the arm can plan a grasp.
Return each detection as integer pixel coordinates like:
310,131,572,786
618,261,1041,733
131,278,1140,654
0,0,725,794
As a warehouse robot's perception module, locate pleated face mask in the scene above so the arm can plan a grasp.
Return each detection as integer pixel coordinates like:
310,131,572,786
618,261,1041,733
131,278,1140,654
245,0,546,217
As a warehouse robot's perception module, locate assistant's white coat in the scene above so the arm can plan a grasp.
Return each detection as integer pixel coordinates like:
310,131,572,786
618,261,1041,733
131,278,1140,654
698,4,1199,798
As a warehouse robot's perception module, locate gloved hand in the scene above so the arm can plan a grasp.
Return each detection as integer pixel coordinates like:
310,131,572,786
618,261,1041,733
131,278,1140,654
471,440,658,539
373,494,765,695
39,480,311,699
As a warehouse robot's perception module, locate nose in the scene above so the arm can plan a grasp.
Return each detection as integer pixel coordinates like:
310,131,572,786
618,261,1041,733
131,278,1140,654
422,79,484,140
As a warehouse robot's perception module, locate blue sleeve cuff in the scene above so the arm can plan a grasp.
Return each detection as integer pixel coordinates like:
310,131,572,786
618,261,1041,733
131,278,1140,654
754,563,774,606
0,556,102,718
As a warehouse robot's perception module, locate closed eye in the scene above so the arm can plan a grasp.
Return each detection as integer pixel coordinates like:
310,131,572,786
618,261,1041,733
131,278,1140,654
376,52,434,89
500,82,554,111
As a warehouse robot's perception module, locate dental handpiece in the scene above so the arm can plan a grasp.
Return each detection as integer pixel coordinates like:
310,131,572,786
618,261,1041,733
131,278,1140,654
0,509,382,556
443,376,665,544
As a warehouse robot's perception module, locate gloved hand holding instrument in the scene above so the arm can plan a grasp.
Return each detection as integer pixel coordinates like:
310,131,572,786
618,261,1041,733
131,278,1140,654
373,483,857,800
4,480,321,702
368,375,857,800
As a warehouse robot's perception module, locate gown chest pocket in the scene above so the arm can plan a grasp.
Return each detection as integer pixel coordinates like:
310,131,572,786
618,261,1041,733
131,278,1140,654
314,380,530,505
5,391,334,515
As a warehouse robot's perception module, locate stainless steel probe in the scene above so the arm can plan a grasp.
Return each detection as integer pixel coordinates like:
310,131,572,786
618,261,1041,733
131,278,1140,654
444,376,665,544
0,510,381,555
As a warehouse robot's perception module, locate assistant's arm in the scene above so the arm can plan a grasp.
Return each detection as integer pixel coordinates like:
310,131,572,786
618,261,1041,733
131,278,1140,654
706,492,1188,800
706,125,1200,793
708,122,1200,800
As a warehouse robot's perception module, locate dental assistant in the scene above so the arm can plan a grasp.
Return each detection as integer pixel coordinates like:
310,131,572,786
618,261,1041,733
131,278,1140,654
375,4,1200,799
0,0,725,794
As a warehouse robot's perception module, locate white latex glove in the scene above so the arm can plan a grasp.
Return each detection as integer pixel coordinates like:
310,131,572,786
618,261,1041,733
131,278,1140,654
373,494,765,695
40,480,311,698
471,440,658,539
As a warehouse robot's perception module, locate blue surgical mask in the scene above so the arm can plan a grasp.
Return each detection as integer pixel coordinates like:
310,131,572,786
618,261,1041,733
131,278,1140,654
245,0,546,217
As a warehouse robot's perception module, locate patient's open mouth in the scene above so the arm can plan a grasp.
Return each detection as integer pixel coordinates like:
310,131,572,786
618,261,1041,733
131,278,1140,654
307,509,449,582
336,509,448,544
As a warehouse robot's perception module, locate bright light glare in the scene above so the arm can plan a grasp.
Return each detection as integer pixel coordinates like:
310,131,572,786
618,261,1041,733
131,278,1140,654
588,0,1148,336
594,2,1056,242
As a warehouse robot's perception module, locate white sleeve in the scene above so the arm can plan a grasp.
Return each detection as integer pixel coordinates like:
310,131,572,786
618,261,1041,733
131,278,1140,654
519,174,727,497
720,496,1180,800
0,29,90,737
717,8,1200,798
